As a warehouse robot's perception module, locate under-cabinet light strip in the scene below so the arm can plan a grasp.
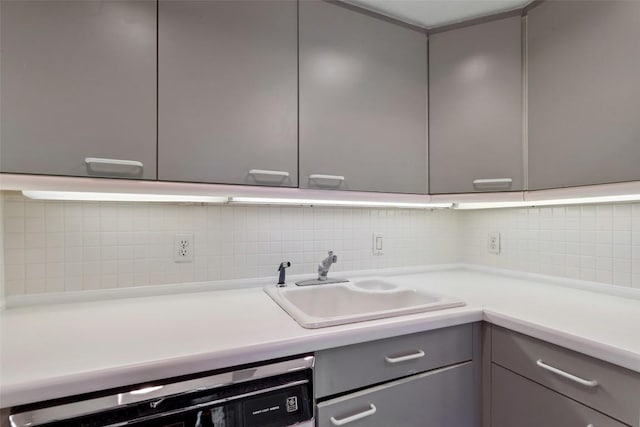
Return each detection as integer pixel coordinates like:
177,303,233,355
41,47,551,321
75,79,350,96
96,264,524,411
20,191,640,209
229,197,452,209
20,191,450,209
455,194,640,209
21,191,230,204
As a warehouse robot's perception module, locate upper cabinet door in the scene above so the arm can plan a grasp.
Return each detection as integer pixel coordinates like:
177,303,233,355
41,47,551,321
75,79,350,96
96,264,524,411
157,0,298,187
429,16,523,194
528,1,640,190
299,2,427,194
0,0,157,180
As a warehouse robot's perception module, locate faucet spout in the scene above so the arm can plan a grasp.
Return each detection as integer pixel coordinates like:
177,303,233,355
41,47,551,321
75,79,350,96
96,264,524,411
318,251,337,281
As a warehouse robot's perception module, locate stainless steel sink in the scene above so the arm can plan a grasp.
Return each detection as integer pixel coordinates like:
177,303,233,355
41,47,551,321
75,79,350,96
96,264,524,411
264,278,465,328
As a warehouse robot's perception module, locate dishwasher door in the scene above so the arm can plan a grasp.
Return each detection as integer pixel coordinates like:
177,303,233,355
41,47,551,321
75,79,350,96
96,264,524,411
9,356,315,427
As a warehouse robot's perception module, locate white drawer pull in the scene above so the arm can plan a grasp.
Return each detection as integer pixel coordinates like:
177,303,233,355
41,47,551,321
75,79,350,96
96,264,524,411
385,350,425,364
472,178,513,188
330,404,377,425
309,174,345,181
85,157,143,168
536,359,599,388
587,424,594,427
249,169,290,178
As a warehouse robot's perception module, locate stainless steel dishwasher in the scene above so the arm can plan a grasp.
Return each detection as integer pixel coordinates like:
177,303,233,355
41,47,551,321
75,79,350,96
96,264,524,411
8,356,314,427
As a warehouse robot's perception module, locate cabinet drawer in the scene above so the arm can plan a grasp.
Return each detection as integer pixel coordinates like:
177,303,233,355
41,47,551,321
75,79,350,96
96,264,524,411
492,327,640,425
315,324,472,398
317,362,475,427
492,364,626,427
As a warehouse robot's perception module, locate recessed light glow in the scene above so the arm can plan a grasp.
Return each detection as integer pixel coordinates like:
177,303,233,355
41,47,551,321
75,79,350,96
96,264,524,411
230,197,452,209
22,191,229,204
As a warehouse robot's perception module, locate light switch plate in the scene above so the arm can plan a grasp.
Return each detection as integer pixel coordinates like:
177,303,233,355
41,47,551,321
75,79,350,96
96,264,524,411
488,232,500,255
372,232,384,255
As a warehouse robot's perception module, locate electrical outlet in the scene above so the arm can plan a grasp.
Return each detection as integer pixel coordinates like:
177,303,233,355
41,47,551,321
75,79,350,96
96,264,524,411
488,232,501,255
372,232,384,255
174,233,194,262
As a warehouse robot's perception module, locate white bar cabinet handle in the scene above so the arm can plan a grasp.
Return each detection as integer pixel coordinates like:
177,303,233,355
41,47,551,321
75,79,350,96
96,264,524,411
249,169,290,178
309,174,345,181
472,178,513,187
330,404,377,426
85,157,143,168
536,359,599,388
384,350,425,364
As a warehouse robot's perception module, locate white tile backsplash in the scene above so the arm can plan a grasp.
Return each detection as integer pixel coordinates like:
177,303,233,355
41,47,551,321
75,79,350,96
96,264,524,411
3,192,640,297
458,203,640,289
2,193,458,295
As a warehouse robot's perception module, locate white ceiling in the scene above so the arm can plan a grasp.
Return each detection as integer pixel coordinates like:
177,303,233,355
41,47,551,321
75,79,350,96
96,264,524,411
344,0,531,29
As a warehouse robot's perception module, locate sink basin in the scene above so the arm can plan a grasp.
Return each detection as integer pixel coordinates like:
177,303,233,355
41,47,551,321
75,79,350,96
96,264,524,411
353,278,398,291
264,279,465,328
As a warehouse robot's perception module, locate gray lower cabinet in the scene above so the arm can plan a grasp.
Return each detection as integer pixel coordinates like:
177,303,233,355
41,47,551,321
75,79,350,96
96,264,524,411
527,0,640,190
299,1,428,194
490,326,640,427
315,324,479,427
0,0,157,180
429,16,523,194
491,327,640,425
315,324,472,398
158,0,298,187
317,363,475,427
492,364,626,427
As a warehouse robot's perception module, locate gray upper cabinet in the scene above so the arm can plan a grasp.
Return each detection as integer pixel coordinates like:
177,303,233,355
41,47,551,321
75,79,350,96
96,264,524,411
429,16,523,194
0,0,157,180
299,1,427,194
158,0,298,187
528,1,640,190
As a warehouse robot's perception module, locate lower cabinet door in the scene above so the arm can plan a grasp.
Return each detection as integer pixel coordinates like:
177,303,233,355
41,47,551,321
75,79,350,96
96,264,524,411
316,362,475,427
491,364,627,427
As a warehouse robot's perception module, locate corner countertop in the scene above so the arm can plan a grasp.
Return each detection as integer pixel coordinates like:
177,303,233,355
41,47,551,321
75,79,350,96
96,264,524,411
1,267,639,409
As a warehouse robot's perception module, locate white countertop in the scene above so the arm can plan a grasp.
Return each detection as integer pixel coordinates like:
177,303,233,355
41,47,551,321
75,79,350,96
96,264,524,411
1,267,639,409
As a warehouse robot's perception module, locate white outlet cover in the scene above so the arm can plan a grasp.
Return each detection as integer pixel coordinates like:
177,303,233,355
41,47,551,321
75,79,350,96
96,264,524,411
372,232,384,256
174,233,194,262
488,232,500,255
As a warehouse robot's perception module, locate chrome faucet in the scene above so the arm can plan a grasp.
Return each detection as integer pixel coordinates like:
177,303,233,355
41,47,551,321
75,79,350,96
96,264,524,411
318,251,337,281
295,250,347,286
